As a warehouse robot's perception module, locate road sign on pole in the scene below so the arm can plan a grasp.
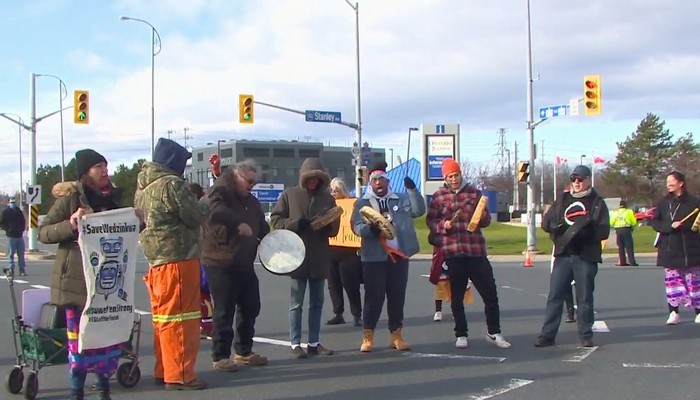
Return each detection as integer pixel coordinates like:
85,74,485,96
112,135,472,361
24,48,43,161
250,183,284,203
26,185,41,205
538,105,569,119
305,110,341,123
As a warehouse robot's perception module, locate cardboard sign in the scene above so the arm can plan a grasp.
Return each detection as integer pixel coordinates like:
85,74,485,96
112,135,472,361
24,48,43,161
329,198,361,249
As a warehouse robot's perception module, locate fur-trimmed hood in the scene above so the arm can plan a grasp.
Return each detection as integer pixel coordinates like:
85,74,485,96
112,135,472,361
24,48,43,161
51,181,82,199
299,158,330,191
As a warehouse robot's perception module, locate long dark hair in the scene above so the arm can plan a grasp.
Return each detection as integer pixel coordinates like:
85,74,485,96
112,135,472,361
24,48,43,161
666,170,686,197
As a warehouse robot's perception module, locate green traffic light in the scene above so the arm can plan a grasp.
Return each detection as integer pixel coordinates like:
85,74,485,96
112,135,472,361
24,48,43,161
244,114,251,120
78,112,87,121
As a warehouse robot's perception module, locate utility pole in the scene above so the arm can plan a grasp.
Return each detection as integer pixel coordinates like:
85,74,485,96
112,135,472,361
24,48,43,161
540,140,545,209
29,74,38,252
167,129,174,139
506,148,512,208
183,127,192,149
513,141,519,209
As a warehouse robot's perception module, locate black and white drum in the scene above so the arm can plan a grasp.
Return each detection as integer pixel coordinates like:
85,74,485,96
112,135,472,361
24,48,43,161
258,230,306,275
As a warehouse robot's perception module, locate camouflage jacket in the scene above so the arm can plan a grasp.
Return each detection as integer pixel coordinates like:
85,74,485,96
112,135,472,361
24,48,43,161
134,161,210,267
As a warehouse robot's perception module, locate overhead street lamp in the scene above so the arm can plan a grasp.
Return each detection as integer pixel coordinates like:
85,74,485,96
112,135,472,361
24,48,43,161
35,74,68,181
580,154,586,165
340,0,363,198
0,113,27,205
120,16,162,160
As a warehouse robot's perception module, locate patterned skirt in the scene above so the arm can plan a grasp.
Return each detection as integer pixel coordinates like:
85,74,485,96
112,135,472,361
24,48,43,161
65,305,121,376
664,266,700,309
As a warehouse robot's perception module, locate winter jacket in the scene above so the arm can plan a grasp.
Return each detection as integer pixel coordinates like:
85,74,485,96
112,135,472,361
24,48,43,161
270,158,340,279
0,206,25,238
38,182,123,306
200,172,269,271
651,192,700,267
134,161,210,268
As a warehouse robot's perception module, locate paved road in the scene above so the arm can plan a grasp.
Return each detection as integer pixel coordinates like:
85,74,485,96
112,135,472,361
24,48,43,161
0,255,698,400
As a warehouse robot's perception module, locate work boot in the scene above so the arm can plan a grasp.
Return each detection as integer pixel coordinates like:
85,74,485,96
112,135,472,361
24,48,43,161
99,391,111,400
212,359,238,372
307,344,334,356
165,379,208,391
360,329,374,352
233,352,268,366
291,346,307,359
565,308,576,323
390,328,410,351
353,315,362,327
326,314,345,325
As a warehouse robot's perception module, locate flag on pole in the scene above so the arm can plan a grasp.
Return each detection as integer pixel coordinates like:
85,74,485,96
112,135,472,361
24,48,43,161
555,156,568,165
593,156,605,164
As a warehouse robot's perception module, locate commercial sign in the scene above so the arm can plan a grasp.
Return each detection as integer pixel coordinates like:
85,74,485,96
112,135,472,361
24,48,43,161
425,135,457,180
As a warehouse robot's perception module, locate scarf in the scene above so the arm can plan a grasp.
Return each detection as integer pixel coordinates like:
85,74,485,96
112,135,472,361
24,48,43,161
571,187,592,199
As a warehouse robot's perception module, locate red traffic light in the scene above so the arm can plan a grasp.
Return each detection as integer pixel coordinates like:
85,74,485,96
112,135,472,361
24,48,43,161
585,80,597,89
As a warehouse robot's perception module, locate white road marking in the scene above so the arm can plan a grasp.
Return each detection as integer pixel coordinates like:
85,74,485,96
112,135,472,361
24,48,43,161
253,336,306,348
135,309,151,315
563,346,598,362
403,352,506,363
623,363,700,369
0,276,28,283
538,293,548,298
466,378,534,400
592,321,609,332
501,285,523,291
29,284,49,289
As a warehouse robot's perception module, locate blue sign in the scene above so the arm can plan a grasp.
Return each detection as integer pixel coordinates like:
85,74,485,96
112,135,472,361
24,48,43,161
538,105,569,119
427,155,451,180
361,145,371,166
305,110,341,123
251,183,284,203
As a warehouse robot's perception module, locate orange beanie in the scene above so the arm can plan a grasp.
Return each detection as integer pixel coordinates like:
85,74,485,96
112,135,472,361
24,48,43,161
441,158,460,177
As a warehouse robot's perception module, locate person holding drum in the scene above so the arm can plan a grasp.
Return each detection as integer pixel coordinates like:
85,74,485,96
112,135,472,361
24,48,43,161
201,160,270,370
426,158,511,350
326,177,363,327
650,170,700,325
270,158,341,359
351,161,425,352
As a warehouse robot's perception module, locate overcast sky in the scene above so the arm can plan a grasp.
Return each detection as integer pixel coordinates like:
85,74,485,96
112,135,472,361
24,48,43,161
0,0,697,194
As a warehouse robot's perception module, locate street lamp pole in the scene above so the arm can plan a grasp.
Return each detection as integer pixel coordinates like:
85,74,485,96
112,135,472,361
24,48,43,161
217,139,225,160
525,0,537,252
36,74,68,181
120,16,162,160
580,154,586,165
389,148,393,169
0,113,26,205
342,1,363,198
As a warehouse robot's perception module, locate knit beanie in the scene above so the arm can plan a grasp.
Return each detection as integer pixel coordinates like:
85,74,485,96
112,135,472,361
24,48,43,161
441,158,460,177
75,149,107,178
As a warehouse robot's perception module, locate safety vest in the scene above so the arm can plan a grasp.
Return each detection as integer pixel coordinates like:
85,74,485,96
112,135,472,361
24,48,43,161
610,207,636,229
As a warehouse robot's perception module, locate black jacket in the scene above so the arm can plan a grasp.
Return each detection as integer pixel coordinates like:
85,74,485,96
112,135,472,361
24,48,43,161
0,206,26,238
542,189,610,263
650,192,700,268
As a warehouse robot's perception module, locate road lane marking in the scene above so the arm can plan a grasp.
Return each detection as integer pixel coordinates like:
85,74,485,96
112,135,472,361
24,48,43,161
623,363,700,369
563,346,598,362
253,336,306,348
592,321,609,332
501,285,523,291
403,352,506,363
466,378,534,399
135,309,151,315
29,284,49,289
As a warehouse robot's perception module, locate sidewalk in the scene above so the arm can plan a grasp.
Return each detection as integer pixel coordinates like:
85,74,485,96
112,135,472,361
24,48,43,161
410,252,658,262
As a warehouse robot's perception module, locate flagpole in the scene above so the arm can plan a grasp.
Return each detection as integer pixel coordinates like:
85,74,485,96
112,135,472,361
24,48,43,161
553,158,558,201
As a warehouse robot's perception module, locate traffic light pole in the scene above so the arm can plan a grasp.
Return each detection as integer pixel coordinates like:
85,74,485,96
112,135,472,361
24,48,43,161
525,0,538,253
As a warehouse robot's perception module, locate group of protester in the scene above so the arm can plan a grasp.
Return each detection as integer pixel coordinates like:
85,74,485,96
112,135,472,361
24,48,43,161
22,135,700,399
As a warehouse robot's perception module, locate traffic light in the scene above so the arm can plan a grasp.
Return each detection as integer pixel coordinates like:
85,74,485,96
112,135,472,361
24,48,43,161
73,90,89,124
357,166,368,185
517,161,530,183
239,94,254,124
583,75,601,116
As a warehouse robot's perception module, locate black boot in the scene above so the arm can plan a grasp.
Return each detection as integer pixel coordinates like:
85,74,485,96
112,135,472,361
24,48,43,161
353,315,362,327
99,390,111,400
70,391,84,400
326,314,345,325
565,308,576,323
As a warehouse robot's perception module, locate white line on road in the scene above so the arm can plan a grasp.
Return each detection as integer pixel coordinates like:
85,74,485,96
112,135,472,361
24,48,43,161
253,336,307,348
0,276,28,283
135,309,151,315
466,378,534,400
403,352,506,363
420,274,430,278
623,363,700,369
29,284,49,289
501,285,524,291
563,346,598,362
592,321,609,332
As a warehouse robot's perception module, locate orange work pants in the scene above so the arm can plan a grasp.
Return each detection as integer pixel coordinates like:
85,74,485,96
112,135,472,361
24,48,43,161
144,259,201,384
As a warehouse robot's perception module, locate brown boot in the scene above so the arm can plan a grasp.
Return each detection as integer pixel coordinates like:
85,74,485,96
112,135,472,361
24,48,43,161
390,328,410,351
360,329,374,352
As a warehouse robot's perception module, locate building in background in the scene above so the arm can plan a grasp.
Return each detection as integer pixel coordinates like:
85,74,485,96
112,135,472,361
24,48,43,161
189,139,386,191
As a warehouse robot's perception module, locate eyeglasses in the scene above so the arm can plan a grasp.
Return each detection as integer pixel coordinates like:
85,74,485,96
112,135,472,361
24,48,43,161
569,175,586,183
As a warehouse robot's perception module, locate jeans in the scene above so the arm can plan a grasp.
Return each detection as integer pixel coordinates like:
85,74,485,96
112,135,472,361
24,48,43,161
70,370,109,396
6,237,26,273
540,255,598,340
289,278,325,346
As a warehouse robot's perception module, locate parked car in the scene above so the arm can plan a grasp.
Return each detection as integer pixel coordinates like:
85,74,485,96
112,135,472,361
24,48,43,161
635,207,656,224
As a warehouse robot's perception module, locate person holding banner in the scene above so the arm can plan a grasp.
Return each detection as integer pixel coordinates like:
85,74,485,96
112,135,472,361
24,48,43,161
135,138,210,390
201,160,270,371
351,161,425,352
187,182,213,340
38,149,141,400
326,177,363,327
426,158,510,350
270,157,340,359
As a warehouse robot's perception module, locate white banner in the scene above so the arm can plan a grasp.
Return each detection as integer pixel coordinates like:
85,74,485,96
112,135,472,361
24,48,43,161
77,208,139,352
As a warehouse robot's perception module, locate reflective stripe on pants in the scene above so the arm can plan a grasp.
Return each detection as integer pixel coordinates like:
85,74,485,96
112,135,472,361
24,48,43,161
144,259,201,384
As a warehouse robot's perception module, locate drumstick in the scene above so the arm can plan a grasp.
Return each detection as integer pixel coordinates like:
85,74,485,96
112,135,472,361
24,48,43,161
450,210,461,223
679,208,699,224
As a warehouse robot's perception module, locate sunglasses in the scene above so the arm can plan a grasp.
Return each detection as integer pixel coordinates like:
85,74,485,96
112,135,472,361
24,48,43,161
569,175,587,183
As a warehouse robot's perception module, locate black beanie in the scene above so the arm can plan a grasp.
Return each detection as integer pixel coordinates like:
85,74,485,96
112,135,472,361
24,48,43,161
75,149,107,178
370,160,388,173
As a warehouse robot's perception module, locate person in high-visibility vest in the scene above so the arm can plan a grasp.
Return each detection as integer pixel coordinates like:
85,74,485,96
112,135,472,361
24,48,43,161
610,200,638,266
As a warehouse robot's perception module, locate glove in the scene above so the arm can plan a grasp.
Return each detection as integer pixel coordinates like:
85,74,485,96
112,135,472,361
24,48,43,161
369,224,382,236
297,218,311,232
404,177,416,190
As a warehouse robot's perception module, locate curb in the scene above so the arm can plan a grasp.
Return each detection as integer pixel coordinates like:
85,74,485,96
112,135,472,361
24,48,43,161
0,250,55,261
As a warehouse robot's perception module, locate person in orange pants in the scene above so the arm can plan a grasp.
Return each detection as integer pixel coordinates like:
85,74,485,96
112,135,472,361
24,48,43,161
135,138,210,390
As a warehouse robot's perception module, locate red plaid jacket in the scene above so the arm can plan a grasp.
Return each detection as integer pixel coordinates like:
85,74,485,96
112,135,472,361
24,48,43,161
426,184,491,259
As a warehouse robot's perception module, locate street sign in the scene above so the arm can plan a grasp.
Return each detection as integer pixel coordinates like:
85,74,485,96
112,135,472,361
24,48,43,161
569,98,580,116
538,104,568,119
305,110,341,123
26,185,41,205
251,183,284,203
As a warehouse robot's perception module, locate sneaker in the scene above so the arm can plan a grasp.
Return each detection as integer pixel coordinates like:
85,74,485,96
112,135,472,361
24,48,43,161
307,344,334,356
433,311,443,322
291,346,307,359
695,314,700,324
19,272,26,277
485,333,511,349
580,338,595,347
565,312,576,323
534,337,555,347
233,352,268,366
212,359,238,372
666,311,680,325
455,336,468,349
165,379,208,391
353,315,362,327
326,315,345,325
